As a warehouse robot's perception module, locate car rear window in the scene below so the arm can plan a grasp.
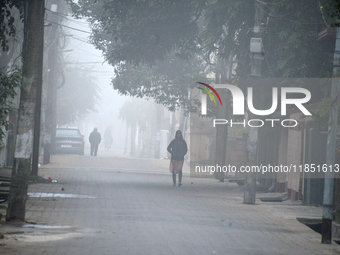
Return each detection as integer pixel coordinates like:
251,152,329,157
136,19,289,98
56,129,80,137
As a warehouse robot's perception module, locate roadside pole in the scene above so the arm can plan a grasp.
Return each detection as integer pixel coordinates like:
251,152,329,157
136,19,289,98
43,1,60,164
214,60,229,182
322,27,340,244
6,0,45,221
243,2,264,204
31,14,45,176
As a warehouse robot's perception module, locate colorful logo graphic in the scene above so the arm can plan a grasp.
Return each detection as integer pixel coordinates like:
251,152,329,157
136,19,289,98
196,82,222,106
197,82,312,117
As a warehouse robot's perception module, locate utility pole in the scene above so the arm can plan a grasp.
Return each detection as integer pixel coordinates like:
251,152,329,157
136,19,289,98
213,22,233,182
43,1,60,164
214,67,228,182
213,54,233,182
321,27,340,244
243,2,264,204
31,19,45,176
6,0,44,221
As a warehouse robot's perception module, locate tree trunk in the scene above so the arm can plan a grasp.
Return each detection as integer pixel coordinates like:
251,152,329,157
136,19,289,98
6,0,45,221
130,125,135,157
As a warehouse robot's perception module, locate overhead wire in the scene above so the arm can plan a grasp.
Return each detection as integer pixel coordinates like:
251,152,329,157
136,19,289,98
45,19,91,34
51,14,91,28
255,0,289,6
64,61,105,64
66,42,104,58
255,0,323,24
45,7,89,22
71,35,91,44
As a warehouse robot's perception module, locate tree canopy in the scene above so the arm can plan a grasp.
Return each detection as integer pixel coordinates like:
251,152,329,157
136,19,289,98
323,0,340,27
68,0,206,65
119,98,154,129
57,66,99,125
69,0,336,110
112,51,205,112
0,0,24,52
0,1,23,142
0,67,20,141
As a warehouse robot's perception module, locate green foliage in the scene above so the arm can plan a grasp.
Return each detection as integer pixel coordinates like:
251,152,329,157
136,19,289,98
68,0,208,111
201,0,334,86
57,66,99,125
0,0,24,52
323,0,340,27
264,0,333,81
68,0,335,111
0,67,21,141
68,0,205,65
201,0,254,64
112,52,205,112
311,97,340,131
0,1,23,142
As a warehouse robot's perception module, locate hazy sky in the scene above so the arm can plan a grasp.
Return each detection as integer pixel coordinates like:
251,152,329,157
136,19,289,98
61,13,128,138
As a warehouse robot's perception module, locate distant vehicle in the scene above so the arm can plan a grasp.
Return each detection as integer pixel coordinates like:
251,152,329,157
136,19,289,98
55,127,85,155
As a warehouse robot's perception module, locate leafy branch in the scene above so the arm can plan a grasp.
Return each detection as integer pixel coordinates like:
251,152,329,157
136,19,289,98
0,67,21,141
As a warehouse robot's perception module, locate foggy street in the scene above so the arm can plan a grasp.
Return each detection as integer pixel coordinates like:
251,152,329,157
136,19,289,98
3,0,340,254
1,152,339,255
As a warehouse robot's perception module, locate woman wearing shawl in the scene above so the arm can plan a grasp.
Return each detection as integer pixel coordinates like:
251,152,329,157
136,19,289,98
167,130,188,186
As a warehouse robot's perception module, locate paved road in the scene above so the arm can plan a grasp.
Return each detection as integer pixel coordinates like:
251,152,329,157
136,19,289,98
1,155,339,254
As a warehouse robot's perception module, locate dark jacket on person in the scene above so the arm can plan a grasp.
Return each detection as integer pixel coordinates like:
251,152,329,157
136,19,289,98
167,138,188,161
89,131,101,145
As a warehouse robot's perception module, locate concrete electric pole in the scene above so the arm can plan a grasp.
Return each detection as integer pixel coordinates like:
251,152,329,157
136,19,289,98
243,1,264,204
214,61,230,182
43,1,60,164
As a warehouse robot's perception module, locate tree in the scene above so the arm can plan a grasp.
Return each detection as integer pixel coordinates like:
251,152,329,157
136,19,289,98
323,0,340,27
0,1,24,69
6,0,44,222
68,0,205,65
201,0,254,67
112,52,205,112
119,98,155,157
57,66,99,125
263,1,333,79
0,68,21,141
0,1,24,143
0,0,24,53
69,0,335,94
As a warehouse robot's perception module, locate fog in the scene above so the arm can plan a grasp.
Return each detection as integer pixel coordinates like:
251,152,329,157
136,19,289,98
57,14,179,158
60,15,128,154
1,1,339,253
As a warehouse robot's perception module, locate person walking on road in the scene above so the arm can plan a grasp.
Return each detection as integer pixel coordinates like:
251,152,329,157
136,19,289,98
89,127,101,156
103,126,113,151
167,130,188,186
